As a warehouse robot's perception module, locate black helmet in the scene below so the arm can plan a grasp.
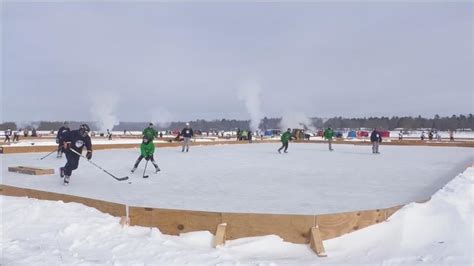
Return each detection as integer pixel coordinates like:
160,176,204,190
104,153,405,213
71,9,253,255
79,124,90,136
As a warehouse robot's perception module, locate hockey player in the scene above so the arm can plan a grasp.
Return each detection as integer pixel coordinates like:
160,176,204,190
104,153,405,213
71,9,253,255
180,123,194,152
4,129,11,143
143,123,158,142
56,122,70,158
131,123,160,173
12,129,20,143
370,128,382,154
323,127,335,151
278,128,294,153
131,137,161,174
59,124,93,185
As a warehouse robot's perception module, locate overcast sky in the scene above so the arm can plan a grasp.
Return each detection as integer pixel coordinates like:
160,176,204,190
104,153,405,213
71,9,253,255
2,2,473,123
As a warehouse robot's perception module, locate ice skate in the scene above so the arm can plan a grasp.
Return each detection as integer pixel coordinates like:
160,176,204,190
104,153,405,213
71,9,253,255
63,175,70,186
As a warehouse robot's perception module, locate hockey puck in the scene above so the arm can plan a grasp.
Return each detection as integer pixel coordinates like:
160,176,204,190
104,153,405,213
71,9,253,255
128,182,132,184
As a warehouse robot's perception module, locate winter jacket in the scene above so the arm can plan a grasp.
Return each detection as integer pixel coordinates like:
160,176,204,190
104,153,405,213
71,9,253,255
370,130,382,142
143,127,158,141
140,141,155,157
56,126,70,141
61,130,92,154
323,128,334,140
281,131,293,143
181,128,194,138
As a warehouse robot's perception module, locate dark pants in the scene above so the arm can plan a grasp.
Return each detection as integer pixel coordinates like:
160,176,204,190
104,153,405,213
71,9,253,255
57,144,64,155
134,155,159,169
64,151,80,176
278,142,289,152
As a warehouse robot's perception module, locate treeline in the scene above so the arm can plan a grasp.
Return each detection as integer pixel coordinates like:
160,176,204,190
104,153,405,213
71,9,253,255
0,114,472,131
323,114,473,131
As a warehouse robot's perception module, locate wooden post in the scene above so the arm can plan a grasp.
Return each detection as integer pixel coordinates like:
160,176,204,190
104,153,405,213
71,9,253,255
214,223,227,248
120,205,130,227
310,226,327,257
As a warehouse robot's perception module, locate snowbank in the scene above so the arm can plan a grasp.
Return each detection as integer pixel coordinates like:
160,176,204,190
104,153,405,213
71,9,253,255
1,167,473,265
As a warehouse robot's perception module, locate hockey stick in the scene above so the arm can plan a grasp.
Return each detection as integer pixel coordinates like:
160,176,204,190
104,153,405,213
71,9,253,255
69,149,128,181
142,160,149,178
39,147,61,160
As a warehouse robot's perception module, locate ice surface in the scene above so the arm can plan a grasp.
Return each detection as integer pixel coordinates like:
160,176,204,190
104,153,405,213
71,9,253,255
1,143,472,214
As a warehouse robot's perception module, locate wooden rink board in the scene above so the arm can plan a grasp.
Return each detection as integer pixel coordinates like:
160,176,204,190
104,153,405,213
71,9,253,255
1,184,402,245
1,138,472,154
0,140,279,154
8,166,54,175
1,185,126,217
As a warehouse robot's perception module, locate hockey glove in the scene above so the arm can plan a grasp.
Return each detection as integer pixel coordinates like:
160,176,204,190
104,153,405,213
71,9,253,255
86,151,93,160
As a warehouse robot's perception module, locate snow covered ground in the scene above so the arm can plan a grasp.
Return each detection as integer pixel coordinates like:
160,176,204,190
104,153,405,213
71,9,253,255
2,143,472,215
1,166,473,265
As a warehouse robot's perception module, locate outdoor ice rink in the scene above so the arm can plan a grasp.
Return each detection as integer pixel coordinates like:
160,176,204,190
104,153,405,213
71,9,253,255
2,142,473,215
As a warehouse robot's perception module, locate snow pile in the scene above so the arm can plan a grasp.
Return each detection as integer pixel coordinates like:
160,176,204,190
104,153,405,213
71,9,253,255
1,167,473,265
323,166,474,265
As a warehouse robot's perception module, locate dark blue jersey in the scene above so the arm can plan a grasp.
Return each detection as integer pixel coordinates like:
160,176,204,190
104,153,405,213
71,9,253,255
181,128,194,138
61,130,92,153
370,131,382,142
56,126,70,140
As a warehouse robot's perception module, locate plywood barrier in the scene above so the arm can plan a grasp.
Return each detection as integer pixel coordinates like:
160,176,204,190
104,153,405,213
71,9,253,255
0,185,126,217
296,139,474,148
0,140,279,154
1,184,402,244
129,207,222,235
2,139,472,154
221,212,315,244
8,166,55,175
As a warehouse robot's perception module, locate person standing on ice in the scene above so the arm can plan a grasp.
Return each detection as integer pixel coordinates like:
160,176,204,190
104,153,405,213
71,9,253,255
12,129,20,143
131,137,160,173
56,121,70,158
180,123,194,152
59,124,93,185
370,128,382,154
143,123,158,141
4,128,11,143
278,128,294,153
323,127,335,151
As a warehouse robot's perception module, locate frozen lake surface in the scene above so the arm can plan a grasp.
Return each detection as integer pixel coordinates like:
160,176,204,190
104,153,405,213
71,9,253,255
1,143,472,214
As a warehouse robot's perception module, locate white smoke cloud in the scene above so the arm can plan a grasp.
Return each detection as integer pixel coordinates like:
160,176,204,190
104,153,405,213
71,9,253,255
90,91,119,132
15,121,40,130
279,111,316,131
238,81,263,132
151,107,174,129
